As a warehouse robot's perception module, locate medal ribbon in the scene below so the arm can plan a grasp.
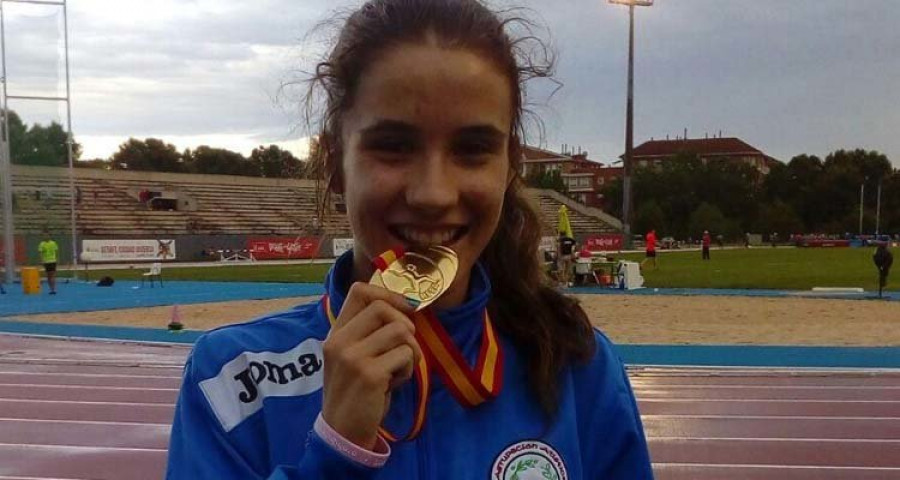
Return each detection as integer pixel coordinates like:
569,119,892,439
321,250,503,441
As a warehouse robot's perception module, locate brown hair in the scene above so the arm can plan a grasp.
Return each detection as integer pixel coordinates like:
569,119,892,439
306,0,595,417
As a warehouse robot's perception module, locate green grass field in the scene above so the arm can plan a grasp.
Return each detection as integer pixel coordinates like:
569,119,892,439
62,247,894,291
620,247,894,291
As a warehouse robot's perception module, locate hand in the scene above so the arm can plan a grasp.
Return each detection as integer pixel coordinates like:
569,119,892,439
321,282,423,450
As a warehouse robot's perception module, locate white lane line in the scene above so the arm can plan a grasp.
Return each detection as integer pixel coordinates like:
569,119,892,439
0,358,184,367
638,398,900,403
649,436,900,443
626,364,900,375
0,417,171,427
0,371,181,380
0,476,90,480
0,383,177,392
653,463,900,471
0,442,166,452
631,384,900,390
0,398,174,408
642,414,900,421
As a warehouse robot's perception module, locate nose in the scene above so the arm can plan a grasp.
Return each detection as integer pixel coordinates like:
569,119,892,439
405,151,458,214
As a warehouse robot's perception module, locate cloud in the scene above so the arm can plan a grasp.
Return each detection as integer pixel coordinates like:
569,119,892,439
3,0,898,166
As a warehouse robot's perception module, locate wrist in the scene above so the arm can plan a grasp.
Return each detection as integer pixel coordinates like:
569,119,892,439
314,413,390,468
321,411,378,450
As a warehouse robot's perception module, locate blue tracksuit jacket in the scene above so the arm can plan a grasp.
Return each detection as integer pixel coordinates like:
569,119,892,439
166,253,654,479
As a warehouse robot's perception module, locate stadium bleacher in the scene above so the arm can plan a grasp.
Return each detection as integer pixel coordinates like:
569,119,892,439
9,165,620,241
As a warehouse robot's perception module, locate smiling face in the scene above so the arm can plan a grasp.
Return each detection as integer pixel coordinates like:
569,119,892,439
338,42,513,309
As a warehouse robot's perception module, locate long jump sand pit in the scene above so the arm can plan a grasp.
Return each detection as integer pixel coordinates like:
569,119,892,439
17,294,900,346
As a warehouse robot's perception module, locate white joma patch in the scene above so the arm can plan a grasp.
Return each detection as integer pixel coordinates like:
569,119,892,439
199,339,324,432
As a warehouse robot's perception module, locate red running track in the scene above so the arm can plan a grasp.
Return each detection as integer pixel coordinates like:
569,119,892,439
2,334,899,479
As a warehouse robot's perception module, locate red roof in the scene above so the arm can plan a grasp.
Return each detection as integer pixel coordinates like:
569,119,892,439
522,145,570,161
631,137,764,158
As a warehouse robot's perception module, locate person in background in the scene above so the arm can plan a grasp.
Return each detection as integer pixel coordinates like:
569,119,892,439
38,230,59,295
558,233,576,287
873,244,893,298
641,229,658,270
702,230,711,260
165,1,652,478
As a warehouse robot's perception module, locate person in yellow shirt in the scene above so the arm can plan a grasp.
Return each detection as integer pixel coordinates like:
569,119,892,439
38,230,59,295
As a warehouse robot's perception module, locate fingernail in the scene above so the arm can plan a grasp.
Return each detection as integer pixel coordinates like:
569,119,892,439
405,297,421,309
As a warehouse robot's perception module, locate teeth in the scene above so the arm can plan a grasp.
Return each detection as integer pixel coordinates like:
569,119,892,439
398,227,459,246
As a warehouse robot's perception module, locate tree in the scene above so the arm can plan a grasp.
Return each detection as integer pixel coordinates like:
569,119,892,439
186,146,252,176
249,145,304,178
525,168,567,194
688,203,728,240
755,201,804,238
634,199,666,236
111,138,184,172
4,110,82,166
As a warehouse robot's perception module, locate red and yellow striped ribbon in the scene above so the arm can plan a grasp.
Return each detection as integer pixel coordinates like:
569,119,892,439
415,308,503,407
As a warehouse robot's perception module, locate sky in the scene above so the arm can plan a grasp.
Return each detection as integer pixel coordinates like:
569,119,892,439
4,0,899,166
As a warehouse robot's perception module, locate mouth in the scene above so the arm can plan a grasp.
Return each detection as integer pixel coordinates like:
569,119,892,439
389,225,469,249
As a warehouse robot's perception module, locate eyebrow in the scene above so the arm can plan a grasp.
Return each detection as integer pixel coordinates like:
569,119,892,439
360,120,417,137
360,120,507,139
455,125,507,141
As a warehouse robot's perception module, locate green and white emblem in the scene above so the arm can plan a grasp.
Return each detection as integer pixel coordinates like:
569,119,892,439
491,440,568,480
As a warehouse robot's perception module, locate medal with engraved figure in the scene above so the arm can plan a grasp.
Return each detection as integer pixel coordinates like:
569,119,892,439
370,245,458,310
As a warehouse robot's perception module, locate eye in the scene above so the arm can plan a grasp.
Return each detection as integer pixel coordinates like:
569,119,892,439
453,137,502,165
363,135,417,155
454,140,495,156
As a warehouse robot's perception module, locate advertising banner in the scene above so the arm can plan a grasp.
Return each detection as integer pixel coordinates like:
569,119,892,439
82,239,177,262
248,237,320,260
332,238,354,257
584,234,624,251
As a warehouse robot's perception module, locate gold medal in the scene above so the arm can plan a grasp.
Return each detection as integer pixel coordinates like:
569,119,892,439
369,246,458,311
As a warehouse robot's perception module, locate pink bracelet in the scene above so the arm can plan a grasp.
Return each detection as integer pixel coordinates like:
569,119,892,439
313,413,391,468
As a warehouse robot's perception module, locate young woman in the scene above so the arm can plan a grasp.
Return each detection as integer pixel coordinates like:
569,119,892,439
166,1,653,478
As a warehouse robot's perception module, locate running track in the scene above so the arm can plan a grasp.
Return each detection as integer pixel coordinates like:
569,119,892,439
2,334,899,479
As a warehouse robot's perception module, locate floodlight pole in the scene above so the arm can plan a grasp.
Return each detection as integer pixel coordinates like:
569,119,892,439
0,0,76,285
0,1,14,284
610,0,652,250
875,180,882,236
859,181,865,235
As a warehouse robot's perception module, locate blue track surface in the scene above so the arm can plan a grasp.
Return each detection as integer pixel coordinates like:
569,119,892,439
0,280,324,316
1,319,897,368
2,281,896,368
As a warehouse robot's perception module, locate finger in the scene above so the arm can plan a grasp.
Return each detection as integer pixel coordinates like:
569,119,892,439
335,282,415,330
353,319,423,367
374,344,415,391
334,299,416,347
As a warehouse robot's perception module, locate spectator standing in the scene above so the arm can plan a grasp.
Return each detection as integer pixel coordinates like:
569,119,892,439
38,230,59,295
558,234,576,287
641,230,658,270
702,231,711,260
873,245,893,298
